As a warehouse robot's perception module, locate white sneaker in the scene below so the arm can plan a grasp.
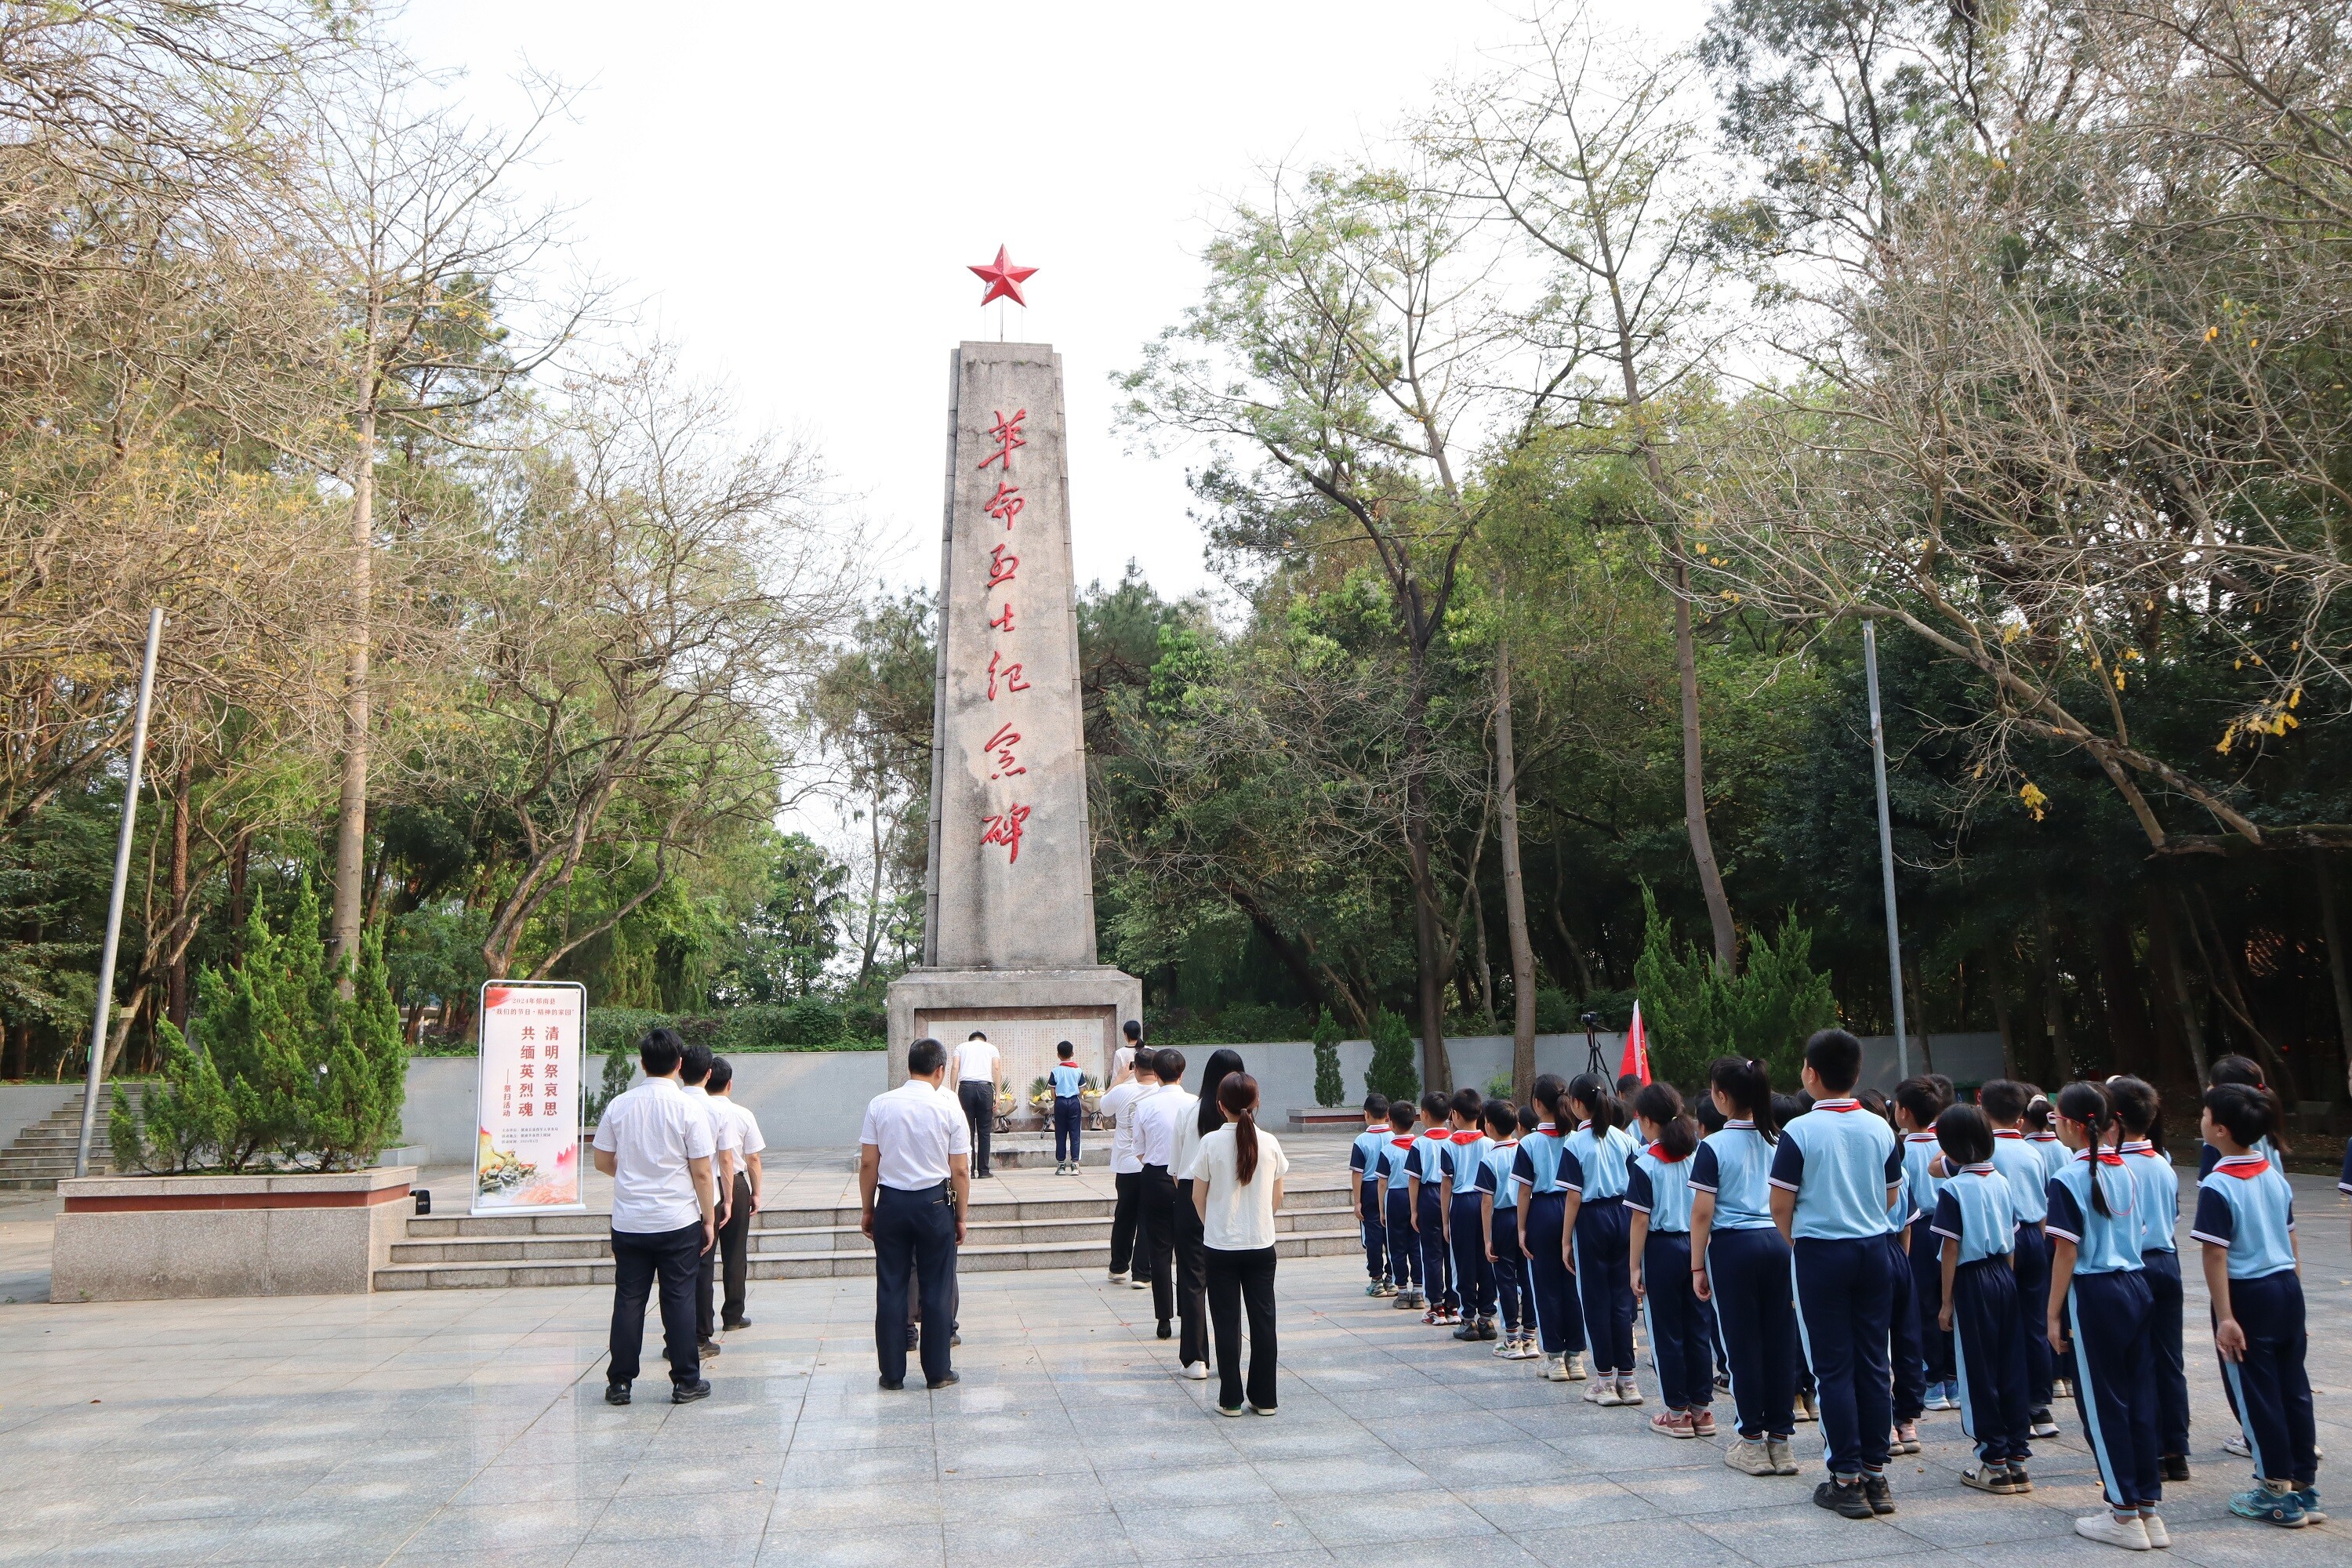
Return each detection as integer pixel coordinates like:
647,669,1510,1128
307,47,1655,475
1511,1338,1543,1360
1723,1437,1778,1475
1108,1271,1129,1284
2140,1513,2169,1549
2075,1513,2152,1551
1617,1376,1644,1406
1566,1352,1588,1381
1541,1353,1576,1381
1594,1381,1624,1407
1131,1277,1150,1290
2224,1431,2252,1458
1767,1437,1798,1475
1183,1361,1209,1381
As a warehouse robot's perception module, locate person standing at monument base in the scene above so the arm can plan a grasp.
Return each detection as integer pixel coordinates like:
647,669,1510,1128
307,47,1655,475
593,1027,717,1406
950,1031,1003,1179
1100,1052,1160,1286
861,1037,971,1390
1134,1047,1196,1347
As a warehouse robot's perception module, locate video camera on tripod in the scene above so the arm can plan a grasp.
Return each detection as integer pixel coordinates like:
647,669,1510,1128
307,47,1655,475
1580,1010,1607,1076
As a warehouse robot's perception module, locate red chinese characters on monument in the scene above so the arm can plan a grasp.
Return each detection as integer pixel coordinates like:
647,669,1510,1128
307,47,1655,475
985,543,1018,593
982,723,1025,779
989,602,1015,632
984,481,1023,530
985,650,1029,701
978,408,1026,471
981,803,1030,864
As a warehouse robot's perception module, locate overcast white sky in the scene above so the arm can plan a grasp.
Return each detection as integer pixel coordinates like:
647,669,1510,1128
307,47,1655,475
396,0,1708,602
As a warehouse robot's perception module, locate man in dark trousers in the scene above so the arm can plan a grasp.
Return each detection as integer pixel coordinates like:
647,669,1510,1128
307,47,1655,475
860,1037,971,1390
1098,1050,1159,1286
593,1028,717,1406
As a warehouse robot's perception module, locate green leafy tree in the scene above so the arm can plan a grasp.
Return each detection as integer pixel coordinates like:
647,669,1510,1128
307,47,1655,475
1364,1007,1419,1103
1311,1007,1345,1107
1635,884,1835,1090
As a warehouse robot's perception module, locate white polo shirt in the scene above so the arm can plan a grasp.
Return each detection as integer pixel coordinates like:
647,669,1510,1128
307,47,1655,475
684,1082,735,1181
953,1037,1001,1084
1134,1087,1196,1170
593,1076,715,1234
715,1096,764,1184
860,1077,971,1190
1195,1125,1291,1250
1100,1080,1156,1174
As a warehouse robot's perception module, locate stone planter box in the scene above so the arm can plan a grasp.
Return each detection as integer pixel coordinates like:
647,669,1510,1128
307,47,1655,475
53,1166,418,1301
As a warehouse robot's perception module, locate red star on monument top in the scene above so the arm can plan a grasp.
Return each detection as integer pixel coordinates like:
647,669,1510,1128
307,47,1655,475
969,245,1038,307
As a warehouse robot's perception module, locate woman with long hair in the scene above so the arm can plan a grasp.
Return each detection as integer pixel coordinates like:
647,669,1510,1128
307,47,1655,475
1192,1072,1289,1415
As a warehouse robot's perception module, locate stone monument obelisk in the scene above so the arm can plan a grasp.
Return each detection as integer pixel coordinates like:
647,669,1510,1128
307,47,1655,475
884,339,1142,1102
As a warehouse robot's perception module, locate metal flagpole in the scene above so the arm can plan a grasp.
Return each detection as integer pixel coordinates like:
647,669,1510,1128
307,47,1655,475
1863,619,1910,1080
75,607,165,1178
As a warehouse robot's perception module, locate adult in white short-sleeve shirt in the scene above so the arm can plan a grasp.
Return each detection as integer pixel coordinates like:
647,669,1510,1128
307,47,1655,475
707,1057,766,1332
949,1032,1004,1180
1098,1055,1160,1286
859,1038,972,1388
592,1029,718,1401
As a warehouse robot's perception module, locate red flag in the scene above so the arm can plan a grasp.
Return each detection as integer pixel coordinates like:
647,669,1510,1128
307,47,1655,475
1617,1001,1651,1085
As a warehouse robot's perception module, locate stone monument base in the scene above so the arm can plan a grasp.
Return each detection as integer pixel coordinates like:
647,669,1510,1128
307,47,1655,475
885,966,1142,1099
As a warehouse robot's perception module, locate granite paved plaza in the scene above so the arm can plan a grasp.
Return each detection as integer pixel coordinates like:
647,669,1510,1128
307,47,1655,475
0,1172,2346,1568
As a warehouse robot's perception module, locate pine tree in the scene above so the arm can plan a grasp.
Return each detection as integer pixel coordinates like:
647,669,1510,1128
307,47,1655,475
1364,1007,1419,1103
1311,1007,1345,1107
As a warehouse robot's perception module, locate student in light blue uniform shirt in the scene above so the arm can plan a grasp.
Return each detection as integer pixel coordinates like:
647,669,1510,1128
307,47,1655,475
1768,1030,1904,1519
1980,1080,2059,1436
1626,1082,1713,1436
1512,1076,1588,1381
2193,1083,2320,1529
1410,1094,1457,1323
1690,1056,1798,1477
1049,1043,1087,1174
1894,1078,1958,1414
1928,1103,2031,1494
2045,1081,2165,1550
1560,1073,1642,1403
1440,1087,1497,1341
1376,1104,1422,1306
1348,1094,1393,1294
2107,1076,2190,1480
1475,1099,1537,1359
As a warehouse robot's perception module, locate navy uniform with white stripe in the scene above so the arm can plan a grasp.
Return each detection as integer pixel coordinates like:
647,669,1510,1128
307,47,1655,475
1628,1135,1713,1419
1476,1112,1532,1354
1513,1107,1587,1376
2193,1130,2318,1523
1990,1126,2056,1424
1901,1128,1955,1401
1348,1103,1392,1292
2046,1143,2162,1523
1691,1076,1798,1467
1443,1117,1497,1334
1930,1158,2029,1482
1410,1118,1457,1317
1563,1110,1641,1388
1769,1087,1904,1501
1377,1114,1421,1301
2121,1135,2190,1467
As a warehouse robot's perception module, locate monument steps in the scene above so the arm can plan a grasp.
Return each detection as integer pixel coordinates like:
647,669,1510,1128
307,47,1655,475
0,1085,145,1189
372,1180,1361,1290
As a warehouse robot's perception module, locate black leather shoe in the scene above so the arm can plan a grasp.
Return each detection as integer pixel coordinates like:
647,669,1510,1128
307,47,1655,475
1863,1474,1895,1515
698,1339,722,1358
1157,1319,1172,1340
878,1375,904,1391
671,1379,713,1405
722,1318,751,1330
604,1382,630,1406
2161,1455,2190,1483
926,1370,960,1390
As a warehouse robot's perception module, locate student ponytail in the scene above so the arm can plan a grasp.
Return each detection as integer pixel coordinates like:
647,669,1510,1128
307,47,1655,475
2106,1075,2166,1157
1220,1072,1261,1185
1566,1073,1621,1133
2056,1080,2118,1218
1531,1074,1569,1124
1632,1081,1697,1160
1708,1056,1780,1144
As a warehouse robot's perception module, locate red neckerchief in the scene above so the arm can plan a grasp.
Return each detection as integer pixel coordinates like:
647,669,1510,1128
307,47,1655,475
2120,1140,2161,1158
2213,1154,2272,1180
1494,1138,1519,1152
1993,1129,2024,1140
2073,1147,2127,1168
2027,1131,2059,1142
1961,1162,1998,1177
1390,1134,1416,1150
1813,1098,1862,1112
1646,1142,1689,1163
1905,1132,1937,1143
1421,1127,1448,1141
1543,1123,1567,1138
1450,1127,1483,1145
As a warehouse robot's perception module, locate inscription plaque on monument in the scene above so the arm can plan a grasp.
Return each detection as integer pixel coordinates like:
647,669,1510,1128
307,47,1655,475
885,339,1141,1103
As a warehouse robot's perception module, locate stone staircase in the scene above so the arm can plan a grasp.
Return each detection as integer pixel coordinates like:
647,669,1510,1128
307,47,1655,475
0,1084,145,1190
372,1178,1363,1290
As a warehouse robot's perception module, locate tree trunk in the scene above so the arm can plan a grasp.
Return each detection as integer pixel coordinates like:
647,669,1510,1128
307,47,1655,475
1987,953,2017,1079
2092,906,2157,1080
166,765,191,1033
1670,543,1737,973
2144,884,2212,1087
226,826,252,963
1468,878,1496,1025
2317,857,2352,1102
1402,646,1454,1094
331,340,379,987
2033,891,2071,1080
1495,638,1539,1101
